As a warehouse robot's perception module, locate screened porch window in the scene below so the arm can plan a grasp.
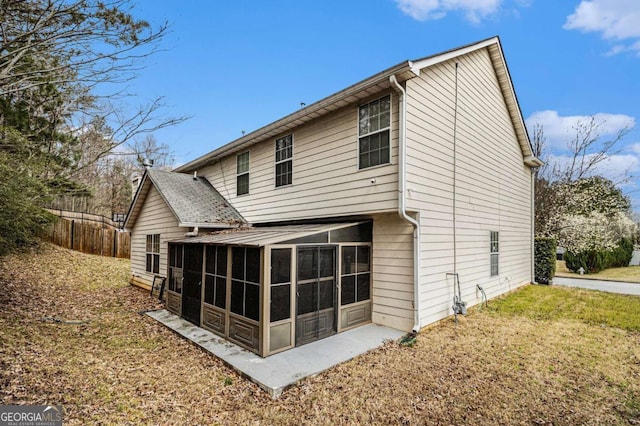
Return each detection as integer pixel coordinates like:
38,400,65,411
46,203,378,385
340,245,370,305
205,245,227,309
358,95,390,169
146,234,160,274
270,248,291,322
231,247,260,321
168,243,182,293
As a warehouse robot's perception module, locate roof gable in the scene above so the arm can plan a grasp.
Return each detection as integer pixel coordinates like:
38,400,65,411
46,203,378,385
124,169,246,230
176,36,539,172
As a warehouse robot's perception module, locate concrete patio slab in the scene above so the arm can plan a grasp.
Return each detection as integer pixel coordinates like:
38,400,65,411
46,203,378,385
145,309,404,398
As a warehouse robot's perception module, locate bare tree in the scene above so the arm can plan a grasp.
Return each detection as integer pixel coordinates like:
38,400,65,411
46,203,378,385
0,0,186,176
532,116,633,237
552,117,631,183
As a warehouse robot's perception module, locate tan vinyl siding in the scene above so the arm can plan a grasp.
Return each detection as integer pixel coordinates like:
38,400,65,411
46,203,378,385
371,213,414,332
130,186,184,285
405,47,533,326
199,98,399,223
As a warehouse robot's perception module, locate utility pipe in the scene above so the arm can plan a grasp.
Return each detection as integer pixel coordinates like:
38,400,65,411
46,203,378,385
390,74,421,333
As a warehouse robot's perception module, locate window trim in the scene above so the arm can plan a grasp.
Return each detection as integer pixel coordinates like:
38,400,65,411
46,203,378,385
274,134,293,188
145,234,160,274
269,247,292,323
339,243,372,306
357,94,392,170
168,243,183,294
236,151,250,196
231,246,261,322
204,245,227,310
490,231,499,277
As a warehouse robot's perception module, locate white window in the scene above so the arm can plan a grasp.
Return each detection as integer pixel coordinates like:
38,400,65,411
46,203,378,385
275,134,293,187
490,231,499,276
236,151,249,196
146,234,160,274
358,95,391,169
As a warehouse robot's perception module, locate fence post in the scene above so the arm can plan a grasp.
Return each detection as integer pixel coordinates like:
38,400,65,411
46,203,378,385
70,220,75,250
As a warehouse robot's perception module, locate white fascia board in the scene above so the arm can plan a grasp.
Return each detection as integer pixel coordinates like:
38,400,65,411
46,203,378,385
410,37,499,75
178,222,244,229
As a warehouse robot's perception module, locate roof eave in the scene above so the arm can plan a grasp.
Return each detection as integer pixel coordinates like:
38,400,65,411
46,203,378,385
410,36,534,161
174,62,415,172
524,156,544,168
123,170,150,231
176,36,534,173
178,222,246,229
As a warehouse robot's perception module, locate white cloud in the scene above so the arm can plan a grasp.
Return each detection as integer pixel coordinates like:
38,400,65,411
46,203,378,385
564,0,640,55
395,0,504,23
546,152,640,183
529,110,640,213
526,110,635,149
605,44,627,56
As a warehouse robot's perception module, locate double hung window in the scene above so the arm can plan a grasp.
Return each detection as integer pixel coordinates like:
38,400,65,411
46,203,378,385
145,234,160,274
490,231,499,277
236,151,249,196
358,95,391,169
275,134,293,187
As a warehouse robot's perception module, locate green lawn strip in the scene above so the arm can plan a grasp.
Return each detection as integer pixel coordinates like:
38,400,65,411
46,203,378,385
488,284,640,331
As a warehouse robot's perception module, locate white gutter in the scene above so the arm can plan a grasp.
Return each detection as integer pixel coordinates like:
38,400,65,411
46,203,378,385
390,75,421,333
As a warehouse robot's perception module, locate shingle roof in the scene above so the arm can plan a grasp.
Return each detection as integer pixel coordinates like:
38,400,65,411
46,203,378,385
124,169,246,230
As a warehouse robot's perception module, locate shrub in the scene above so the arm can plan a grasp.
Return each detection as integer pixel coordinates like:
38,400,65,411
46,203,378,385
535,237,557,284
609,238,634,267
565,238,635,273
565,249,608,274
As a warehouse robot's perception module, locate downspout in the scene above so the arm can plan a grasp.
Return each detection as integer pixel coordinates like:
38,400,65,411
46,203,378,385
530,168,536,283
390,74,421,333
184,226,199,238
524,156,541,283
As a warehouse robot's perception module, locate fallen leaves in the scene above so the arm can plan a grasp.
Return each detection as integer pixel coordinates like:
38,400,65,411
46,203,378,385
1,243,639,425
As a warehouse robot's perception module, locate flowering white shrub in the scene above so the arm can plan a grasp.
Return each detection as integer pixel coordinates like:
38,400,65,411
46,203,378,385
558,211,637,253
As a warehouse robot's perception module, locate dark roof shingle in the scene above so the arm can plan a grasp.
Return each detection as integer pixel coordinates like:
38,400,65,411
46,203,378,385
146,169,246,226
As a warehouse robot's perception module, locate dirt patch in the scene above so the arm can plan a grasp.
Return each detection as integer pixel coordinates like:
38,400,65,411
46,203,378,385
1,244,639,425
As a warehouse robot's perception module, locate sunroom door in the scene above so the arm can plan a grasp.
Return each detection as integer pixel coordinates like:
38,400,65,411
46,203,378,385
296,246,336,346
182,245,203,325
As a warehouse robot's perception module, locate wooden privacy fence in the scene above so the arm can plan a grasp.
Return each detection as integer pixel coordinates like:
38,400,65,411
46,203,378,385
46,213,130,259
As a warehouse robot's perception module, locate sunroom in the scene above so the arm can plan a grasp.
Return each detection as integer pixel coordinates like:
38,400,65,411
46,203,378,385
165,222,372,357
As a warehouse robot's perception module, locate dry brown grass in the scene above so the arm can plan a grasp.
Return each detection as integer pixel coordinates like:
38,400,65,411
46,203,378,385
556,260,640,283
1,244,639,425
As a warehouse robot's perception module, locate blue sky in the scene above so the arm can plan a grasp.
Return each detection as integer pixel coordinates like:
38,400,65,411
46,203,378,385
126,0,640,213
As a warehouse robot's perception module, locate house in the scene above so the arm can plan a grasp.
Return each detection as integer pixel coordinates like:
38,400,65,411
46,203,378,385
124,36,542,357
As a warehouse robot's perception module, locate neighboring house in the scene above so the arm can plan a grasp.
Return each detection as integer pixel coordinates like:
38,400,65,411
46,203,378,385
124,36,542,357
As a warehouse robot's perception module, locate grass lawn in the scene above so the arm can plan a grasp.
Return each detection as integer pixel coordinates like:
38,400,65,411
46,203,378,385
556,260,640,283
1,244,639,425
